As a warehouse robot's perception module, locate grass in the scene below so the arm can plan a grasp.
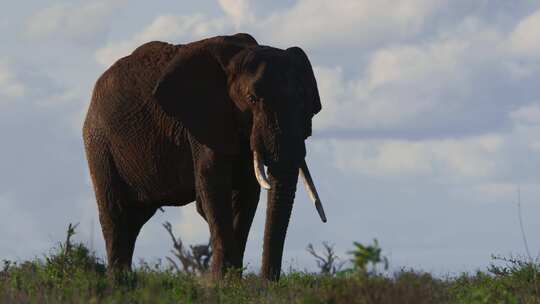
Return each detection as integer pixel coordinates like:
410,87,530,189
1,226,540,303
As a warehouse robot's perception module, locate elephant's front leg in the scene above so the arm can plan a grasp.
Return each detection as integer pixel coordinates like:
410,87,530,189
193,145,240,278
231,153,261,267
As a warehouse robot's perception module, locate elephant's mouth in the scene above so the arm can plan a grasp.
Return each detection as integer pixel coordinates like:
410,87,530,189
252,150,327,223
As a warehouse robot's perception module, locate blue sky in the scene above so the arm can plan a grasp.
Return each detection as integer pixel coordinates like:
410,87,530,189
2,0,540,274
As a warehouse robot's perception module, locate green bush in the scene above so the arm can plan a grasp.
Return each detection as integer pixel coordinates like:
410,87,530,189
43,224,106,283
349,238,389,275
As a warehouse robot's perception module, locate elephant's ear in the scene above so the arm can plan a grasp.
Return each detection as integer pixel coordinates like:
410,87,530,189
153,46,239,154
286,47,322,138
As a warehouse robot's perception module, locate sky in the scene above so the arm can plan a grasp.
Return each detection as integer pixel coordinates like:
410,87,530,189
1,0,540,274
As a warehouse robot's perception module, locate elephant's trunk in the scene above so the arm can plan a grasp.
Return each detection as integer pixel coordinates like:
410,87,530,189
261,166,298,281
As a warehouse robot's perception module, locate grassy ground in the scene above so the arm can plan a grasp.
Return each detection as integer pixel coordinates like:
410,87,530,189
1,227,540,303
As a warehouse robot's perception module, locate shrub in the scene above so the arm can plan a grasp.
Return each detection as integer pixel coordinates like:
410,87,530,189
43,223,106,283
349,238,389,275
306,242,345,275
162,221,212,274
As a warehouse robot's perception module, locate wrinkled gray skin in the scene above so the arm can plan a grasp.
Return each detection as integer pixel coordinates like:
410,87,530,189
83,33,321,281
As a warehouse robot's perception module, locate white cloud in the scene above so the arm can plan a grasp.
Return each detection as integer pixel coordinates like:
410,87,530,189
171,205,209,244
25,0,126,42
506,9,540,77
0,61,25,99
510,103,540,125
33,84,92,135
312,17,507,132
473,182,518,202
310,95,540,207
95,14,229,67
37,85,85,108
316,134,504,181
510,9,540,56
261,0,446,48
507,103,540,153
365,40,466,89
218,0,253,27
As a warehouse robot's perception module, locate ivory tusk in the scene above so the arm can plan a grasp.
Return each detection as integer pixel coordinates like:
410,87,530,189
253,151,271,190
299,160,327,223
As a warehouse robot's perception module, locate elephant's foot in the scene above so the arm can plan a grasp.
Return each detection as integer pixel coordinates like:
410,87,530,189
208,242,243,280
106,232,138,272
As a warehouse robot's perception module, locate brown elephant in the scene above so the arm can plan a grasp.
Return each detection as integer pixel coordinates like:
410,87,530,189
82,33,326,281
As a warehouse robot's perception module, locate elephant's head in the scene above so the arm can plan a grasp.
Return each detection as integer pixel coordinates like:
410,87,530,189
153,33,326,280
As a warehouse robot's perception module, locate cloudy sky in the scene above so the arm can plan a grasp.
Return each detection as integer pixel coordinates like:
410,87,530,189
2,0,540,274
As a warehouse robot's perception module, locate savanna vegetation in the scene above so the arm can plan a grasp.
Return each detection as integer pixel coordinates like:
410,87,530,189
1,223,539,303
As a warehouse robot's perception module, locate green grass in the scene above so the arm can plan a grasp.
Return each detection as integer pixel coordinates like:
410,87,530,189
1,227,540,303
2,261,539,303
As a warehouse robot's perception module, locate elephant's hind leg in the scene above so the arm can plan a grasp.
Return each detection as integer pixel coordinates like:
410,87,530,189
85,142,157,271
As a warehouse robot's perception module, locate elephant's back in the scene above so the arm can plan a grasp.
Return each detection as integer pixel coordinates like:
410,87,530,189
87,42,179,128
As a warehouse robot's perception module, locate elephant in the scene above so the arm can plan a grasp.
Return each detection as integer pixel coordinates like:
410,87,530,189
82,33,326,281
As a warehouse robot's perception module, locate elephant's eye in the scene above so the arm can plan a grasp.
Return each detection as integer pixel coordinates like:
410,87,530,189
247,94,257,104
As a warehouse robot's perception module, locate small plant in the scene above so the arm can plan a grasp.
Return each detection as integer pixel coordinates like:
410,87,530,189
306,242,345,275
162,221,212,274
349,239,388,275
44,223,106,283
489,254,540,277
512,187,540,298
